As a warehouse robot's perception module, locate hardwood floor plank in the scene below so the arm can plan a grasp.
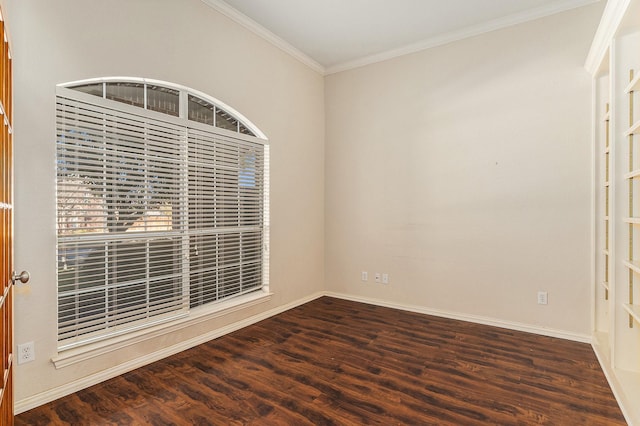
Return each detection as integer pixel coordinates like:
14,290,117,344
17,297,625,425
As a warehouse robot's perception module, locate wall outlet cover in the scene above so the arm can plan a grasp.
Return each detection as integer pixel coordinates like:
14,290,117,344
17,341,35,364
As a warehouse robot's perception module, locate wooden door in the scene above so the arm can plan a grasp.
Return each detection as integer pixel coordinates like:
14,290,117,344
0,8,13,425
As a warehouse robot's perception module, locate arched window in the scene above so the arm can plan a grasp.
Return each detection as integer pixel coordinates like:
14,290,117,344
55,78,269,350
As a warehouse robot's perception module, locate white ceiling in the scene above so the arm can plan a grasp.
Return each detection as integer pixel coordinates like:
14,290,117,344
205,0,599,74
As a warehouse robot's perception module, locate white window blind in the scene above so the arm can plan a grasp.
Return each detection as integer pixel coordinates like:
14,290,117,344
187,129,264,308
56,83,267,350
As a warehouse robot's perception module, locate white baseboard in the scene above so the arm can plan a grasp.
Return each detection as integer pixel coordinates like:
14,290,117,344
16,290,592,414
324,292,592,343
14,291,325,415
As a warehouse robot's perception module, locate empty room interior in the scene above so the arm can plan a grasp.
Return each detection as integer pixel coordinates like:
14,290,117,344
3,0,640,424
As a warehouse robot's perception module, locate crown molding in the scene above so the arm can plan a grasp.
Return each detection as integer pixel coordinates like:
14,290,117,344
203,0,601,77
327,0,600,74
205,0,598,77
201,0,325,75
584,0,631,75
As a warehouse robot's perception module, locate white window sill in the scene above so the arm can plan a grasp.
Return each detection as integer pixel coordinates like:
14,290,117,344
51,290,273,369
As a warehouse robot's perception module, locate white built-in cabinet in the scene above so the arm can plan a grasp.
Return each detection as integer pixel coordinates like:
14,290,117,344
587,0,640,424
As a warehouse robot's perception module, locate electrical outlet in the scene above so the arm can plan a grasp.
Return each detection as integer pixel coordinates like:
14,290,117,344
17,341,35,364
375,273,381,283
361,271,368,282
382,273,389,284
537,291,548,305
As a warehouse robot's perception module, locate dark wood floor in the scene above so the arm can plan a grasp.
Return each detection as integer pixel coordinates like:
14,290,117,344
17,297,625,425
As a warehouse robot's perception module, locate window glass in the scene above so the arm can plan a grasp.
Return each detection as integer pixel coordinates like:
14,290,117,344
188,95,214,126
239,123,255,136
147,85,179,117
105,82,144,108
216,108,238,132
71,83,104,97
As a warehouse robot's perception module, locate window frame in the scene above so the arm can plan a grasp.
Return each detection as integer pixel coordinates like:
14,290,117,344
54,78,270,354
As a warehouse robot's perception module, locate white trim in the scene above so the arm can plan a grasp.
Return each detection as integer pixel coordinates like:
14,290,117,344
16,291,326,415
592,341,638,425
200,0,325,75
590,78,597,336
325,0,599,75
324,292,592,343
585,0,631,75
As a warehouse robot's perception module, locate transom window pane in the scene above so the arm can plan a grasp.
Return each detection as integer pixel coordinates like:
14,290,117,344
188,95,214,126
216,108,238,132
71,83,103,97
239,123,253,135
105,82,144,108
147,85,179,117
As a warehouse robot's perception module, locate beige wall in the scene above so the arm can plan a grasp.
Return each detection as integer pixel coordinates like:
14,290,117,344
325,4,602,336
8,0,605,409
9,0,325,403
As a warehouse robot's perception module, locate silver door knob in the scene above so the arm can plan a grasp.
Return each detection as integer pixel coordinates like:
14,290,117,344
12,270,30,284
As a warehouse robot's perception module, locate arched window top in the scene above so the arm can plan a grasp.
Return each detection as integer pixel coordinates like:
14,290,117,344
58,77,267,140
